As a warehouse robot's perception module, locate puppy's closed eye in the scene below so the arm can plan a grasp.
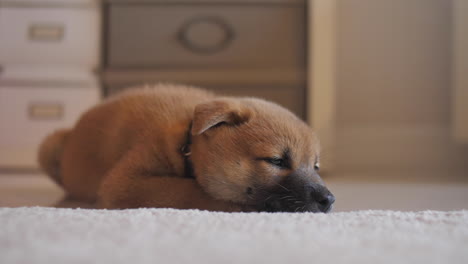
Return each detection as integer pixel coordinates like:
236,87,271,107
259,157,290,169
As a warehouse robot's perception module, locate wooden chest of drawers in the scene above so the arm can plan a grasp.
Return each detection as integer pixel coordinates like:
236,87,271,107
103,0,307,118
0,0,101,168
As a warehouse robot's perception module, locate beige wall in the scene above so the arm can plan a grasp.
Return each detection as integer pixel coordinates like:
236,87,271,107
331,0,468,180
337,0,450,125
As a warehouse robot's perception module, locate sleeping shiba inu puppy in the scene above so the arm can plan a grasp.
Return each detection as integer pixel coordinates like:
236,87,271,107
38,84,335,212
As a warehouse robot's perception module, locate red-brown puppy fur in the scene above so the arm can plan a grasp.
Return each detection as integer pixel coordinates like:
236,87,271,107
38,84,322,211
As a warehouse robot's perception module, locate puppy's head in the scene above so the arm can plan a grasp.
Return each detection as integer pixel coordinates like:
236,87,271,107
190,98,335,213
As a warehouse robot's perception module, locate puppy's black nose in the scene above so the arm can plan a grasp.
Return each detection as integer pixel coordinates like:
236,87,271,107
307,184,335,213
316,194,335,212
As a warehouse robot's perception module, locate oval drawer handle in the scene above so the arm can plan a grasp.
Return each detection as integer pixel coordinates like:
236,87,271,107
178,16,234,55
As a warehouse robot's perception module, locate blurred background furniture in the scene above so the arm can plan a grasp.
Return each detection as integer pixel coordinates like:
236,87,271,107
0,0,101,168
102,0,307,119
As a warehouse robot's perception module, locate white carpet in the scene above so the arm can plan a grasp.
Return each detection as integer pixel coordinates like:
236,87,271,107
1,207,467,264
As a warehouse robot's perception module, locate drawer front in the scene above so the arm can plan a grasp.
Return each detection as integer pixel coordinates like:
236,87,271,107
0,86,100,168
107,83,305,119
0,6,100,67
106,4,305,69
214,85,306,119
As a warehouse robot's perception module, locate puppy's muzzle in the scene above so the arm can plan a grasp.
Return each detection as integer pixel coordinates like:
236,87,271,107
255,172,335,214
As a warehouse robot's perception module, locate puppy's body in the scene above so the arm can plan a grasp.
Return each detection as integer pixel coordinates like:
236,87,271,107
39,84,334,212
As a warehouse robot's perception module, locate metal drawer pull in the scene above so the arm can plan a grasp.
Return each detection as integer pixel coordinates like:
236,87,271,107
28,103,63,120
178,16,234,55
29,24,64,42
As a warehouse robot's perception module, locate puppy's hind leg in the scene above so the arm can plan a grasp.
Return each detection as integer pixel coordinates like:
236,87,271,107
38,129,71,186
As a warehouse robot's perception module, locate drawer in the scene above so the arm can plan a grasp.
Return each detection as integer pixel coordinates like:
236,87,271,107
106,3,306,69
213,85,306,119
0,5,100,68
0,86,100,168
107,82,306,119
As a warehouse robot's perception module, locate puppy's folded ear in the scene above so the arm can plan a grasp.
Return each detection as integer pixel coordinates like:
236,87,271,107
191,99,251,135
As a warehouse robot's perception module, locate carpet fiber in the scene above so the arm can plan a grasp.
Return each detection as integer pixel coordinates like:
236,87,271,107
1,207,467,264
